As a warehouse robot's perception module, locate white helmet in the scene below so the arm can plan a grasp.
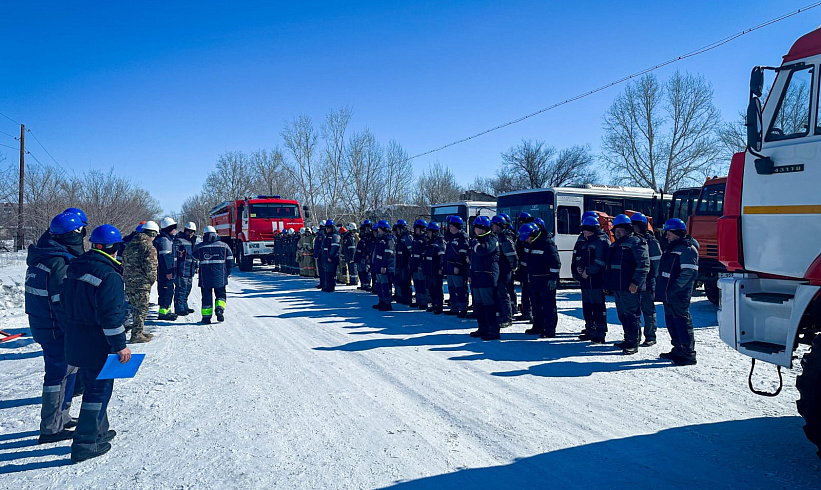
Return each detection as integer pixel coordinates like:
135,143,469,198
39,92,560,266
203,225,217,234
347,222,357,231
142,221,160,233
160,217,177,229
311,226,319,233
184,222,197,231
320,220,326,226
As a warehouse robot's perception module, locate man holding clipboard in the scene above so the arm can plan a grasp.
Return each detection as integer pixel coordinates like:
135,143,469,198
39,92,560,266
58,224,132,463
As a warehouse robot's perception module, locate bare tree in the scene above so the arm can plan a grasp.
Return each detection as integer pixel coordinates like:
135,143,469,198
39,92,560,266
319,107,352,217
469,170,528,196
602,71,722,192
282,115,320,224
549,145,598,187
344,129,383,221
204,151,255,201
250,148,291,197
501,139,557,188
500,140,596,189
180,191,221,229
415,161,463,206
382,139,414,205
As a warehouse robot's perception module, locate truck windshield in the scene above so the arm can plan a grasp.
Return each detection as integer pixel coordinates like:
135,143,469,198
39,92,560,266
695,184,725,216
497,190,555,233
249,203,299,219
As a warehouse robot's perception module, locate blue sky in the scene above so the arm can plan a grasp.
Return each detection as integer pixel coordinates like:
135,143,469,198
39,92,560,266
0,1,818,214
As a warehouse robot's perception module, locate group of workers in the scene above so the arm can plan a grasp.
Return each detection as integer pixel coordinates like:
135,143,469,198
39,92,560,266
24,210,233,463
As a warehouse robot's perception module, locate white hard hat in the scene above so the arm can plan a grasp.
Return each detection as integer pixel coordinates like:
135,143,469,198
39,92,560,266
142,221,160,233
184,222,197,231
160,217,177,229
203,225,217,234
311,226,319,233
347,222,357,230
320,220,326,226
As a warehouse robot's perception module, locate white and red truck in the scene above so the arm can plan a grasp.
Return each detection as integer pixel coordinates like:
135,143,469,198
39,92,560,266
717,27,821,455
209,196,305,271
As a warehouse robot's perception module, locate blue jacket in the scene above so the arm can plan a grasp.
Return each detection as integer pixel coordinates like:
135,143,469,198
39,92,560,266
640,232,662,292
604,233,650,292
469,232,499,288
655,236,699,305
193,233,234,289
173,233,199,278
354,233,373,266
25,232,82,335
571,230,610,289
342,232,358,263
523,231,561,289
154,231,177,279
59,250,127,369
498,229,519,274
409,232,426,273
313,231,325,260
372,232,396,273
422,232,446,278
321,231,341,265
444,230,469,276
395,231,413,270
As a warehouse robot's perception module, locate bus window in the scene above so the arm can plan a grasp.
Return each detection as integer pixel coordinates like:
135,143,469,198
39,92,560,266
556,206,581,235
584,197,623,217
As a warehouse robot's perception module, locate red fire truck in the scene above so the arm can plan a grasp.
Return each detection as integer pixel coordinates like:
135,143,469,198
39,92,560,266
209,196,305,271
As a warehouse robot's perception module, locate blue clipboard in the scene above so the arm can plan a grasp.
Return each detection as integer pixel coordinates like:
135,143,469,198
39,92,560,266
97,354,145,380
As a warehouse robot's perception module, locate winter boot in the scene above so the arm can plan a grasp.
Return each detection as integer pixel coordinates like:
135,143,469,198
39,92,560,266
216,309,225,322
470,305,488,338
38,429,74,444
129,330,153,344
622,346,639,355
157,312,178,321
101,430,116,443
457,310,467,318
71,442,111,463
640,339,657,347
200,317,212,325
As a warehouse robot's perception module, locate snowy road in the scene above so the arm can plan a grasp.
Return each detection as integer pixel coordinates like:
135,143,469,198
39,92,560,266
1,268,820,489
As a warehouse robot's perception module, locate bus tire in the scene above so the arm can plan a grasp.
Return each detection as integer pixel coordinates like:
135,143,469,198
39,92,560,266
797,334,821,459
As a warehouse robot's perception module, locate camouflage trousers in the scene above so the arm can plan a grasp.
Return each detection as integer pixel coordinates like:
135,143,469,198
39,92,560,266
126,287,151,333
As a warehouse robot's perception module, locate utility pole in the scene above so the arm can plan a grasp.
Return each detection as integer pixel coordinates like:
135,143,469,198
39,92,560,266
17,124,24,251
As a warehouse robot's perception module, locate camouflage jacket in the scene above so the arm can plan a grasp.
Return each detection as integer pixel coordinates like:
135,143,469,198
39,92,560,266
123,232,158,289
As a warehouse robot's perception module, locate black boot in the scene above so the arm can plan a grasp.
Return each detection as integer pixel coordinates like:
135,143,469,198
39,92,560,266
38,429,74,444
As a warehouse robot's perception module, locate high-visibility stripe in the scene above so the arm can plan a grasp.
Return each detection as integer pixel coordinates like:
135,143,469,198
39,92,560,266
43,384,62,393
661,272,671,278
202,308,213,316
51,294,60,302
158,250,172,254
744,205,821,215
158,308,169,315
550,268,561,273
81,402,103,411
610,264,622,269
215,299,226,309
681,264,698,270
25,285,49,296
103,326,125,336
650,256,661,261
199,260,226,265
36,263,51,273
531,250,545,255
78,274,102,287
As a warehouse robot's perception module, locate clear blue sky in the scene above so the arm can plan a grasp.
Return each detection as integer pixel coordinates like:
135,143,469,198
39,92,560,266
0,1,818,214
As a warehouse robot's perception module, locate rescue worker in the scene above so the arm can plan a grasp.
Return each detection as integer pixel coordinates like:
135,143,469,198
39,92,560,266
469,216,501,340
515,212,535,321
520,222,562,338
354,220,373,290
313,220,326,289
573,215,610,343
394,219,414,305
25,211,85,444
123,221,159,343
154,217,178,320
59,224,129,463
631,213,662,347
371,220,396,310
444,216,469,316
656,218,699,366
335,226,349,284
500,213,518,315
298,228,316,277
342,223,359,286
423,221,446,314
410,219,429,309
491,215,518,328
604,214,650,355
192,226,234,324
173,222,198,317
320,219,341,292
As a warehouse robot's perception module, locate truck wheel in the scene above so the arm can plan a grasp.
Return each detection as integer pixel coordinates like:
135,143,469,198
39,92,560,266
797,334,821,459
705,281,720,305
238,248,253,272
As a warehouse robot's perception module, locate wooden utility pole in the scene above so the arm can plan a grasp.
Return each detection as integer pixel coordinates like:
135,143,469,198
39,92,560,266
17,124,24,250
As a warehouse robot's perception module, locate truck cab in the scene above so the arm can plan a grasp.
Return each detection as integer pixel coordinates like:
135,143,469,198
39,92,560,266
688,177,727,304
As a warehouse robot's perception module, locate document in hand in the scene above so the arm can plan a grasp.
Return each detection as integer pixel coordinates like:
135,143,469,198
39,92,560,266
96,353,146,380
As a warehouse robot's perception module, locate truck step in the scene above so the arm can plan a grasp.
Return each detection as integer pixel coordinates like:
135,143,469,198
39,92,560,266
740,341,787,354
744,292,793,304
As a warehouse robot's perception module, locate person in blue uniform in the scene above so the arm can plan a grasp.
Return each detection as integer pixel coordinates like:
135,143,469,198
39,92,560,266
192,226,234,324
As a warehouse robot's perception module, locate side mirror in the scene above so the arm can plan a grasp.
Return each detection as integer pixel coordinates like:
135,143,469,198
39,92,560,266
746,96,763,152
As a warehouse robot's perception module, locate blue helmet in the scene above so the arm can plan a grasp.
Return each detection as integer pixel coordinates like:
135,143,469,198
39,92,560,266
519,211,532,220
90,224,122,245
580,216,600,230
518,223,538,241
630,212,648,224
612,214,632,229
449,216,464,228
473,216,491,229
360,219,372,228
663,218,687,233
491,215,506,226
135,224,145,233
582,211,598,221
395,219,408,227
500,213,511,224
376,219,391,230
64,207,88,226
413,218,428,229
534,218,545,229
325,219,335,227
427,221,440,232
445,215,455,223
49,212,84,235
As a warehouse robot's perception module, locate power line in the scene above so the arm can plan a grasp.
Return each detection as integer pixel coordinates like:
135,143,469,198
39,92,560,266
0,112,19,126
28,130,66,169
0,143,18,151
408,1,821,161
0,129,16,140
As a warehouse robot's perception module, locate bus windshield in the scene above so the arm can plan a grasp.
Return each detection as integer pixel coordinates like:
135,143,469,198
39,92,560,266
497,190,555,233
249,203,299,219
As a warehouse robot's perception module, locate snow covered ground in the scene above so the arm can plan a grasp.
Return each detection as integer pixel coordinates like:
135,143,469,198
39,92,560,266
1,262,820,489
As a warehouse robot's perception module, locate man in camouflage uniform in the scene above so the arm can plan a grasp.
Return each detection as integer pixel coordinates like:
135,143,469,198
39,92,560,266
123,221,159,343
